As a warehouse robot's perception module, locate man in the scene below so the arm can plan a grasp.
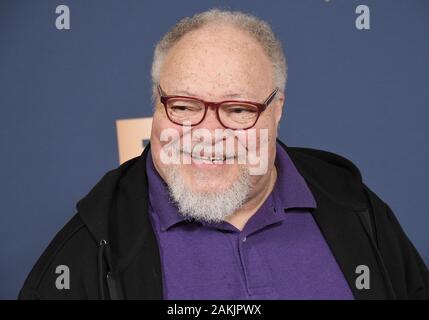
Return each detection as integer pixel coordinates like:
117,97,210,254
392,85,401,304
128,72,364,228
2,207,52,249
19,9,428,300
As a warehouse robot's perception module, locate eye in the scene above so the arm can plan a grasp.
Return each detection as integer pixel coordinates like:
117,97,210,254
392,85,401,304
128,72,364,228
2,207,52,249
226,106,257,114
232,108,248,113
168,98,203,112
171,105,190,112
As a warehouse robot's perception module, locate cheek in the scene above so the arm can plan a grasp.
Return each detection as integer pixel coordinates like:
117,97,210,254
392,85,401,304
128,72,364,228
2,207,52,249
150,111,179,165
254,113,277,143
151,108,180,142
250,114,277,170
151,112,164,149
153,106,168,125
152,110,164,133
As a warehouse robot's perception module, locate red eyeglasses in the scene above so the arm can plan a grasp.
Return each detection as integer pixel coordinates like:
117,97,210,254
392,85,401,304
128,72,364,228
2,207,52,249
158,85,279,130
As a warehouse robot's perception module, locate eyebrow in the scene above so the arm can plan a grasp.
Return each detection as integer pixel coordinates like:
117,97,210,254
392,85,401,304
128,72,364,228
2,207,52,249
173,89,258,101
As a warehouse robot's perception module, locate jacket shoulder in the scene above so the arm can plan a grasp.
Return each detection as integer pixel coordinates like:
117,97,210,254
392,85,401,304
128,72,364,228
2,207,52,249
287,146,363,181
19,213,99,299
285,145,366,208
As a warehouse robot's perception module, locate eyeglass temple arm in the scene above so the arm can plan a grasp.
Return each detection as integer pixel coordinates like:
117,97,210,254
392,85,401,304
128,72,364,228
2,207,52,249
264,87,279,107
157,84,166,97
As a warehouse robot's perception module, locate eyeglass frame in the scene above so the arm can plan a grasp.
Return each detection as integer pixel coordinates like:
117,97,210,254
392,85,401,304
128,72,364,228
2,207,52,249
157,84,279,130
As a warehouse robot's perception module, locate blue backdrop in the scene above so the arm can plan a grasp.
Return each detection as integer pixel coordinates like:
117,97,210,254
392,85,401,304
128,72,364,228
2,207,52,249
0,0,428,299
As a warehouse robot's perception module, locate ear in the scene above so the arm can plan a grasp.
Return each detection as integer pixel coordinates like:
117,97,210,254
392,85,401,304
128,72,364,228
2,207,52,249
274,91,285,125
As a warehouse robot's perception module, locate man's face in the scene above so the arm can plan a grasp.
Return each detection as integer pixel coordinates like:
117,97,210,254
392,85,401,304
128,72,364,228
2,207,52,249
151,23,284,204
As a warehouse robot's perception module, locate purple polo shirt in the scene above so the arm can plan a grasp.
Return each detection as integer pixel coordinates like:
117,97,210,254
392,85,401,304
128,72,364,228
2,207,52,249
146,143,354,299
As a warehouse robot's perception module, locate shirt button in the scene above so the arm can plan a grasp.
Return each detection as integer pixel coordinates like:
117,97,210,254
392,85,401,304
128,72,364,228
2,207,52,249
242,236,247,242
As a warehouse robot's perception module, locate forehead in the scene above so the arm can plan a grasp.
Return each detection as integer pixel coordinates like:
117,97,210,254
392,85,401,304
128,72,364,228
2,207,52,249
159,24,273,98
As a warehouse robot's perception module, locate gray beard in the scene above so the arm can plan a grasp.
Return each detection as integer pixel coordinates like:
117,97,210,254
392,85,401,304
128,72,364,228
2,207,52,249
164,165,251,223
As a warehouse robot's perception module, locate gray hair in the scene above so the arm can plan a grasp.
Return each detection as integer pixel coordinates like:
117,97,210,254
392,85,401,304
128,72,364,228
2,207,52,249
151,8,287,101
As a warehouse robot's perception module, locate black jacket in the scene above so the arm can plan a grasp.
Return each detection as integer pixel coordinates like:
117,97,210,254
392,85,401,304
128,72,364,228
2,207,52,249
18,140,429,300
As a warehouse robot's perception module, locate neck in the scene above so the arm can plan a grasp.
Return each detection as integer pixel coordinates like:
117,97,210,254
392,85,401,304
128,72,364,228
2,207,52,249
224,165,278,231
